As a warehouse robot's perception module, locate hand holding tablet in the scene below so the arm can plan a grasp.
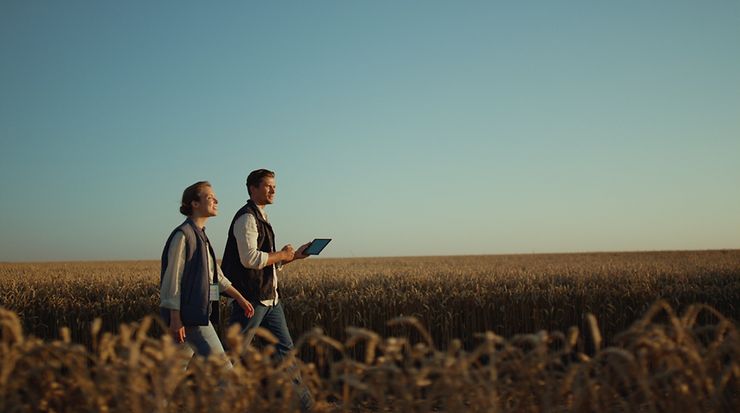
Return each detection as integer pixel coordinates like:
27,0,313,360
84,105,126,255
303,238,332,255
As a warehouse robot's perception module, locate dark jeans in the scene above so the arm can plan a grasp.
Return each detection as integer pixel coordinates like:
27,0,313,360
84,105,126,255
229,300,314,411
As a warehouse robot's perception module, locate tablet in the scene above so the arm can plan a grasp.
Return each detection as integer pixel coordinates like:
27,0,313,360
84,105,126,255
303,238,332,255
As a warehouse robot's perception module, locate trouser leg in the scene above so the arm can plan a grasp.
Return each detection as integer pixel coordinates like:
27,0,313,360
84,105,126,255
184,321,233,368
229,300,269,349
262,303,315,412
230,301,314,411
260,302,295,359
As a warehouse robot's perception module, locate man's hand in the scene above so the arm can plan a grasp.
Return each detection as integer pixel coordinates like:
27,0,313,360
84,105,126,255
281,244,295,262
281,242,312,264
293,242,312,260
169,311,186,343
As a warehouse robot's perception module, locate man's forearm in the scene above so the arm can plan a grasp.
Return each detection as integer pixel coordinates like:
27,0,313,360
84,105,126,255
266,251,287,266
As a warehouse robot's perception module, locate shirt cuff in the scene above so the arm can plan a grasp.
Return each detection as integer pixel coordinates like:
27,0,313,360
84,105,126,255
160,299,180,311
218,277,232,292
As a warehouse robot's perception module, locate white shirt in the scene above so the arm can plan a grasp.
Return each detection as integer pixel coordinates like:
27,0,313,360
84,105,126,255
160,231,232,310
233,205,280,306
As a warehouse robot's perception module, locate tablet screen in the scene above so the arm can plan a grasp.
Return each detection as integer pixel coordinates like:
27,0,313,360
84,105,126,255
304,238,331,255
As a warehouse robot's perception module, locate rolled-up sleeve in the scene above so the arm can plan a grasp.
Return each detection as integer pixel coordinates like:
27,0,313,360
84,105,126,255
216,265,232,292
160,232,186,310
234,213,269,269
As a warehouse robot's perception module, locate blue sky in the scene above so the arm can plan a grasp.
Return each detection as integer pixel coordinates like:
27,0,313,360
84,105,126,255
1,1,738,261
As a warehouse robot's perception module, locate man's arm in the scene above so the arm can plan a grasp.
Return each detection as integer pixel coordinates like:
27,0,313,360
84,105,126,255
267,245,295,266
234,213,294,269
280,242,311,266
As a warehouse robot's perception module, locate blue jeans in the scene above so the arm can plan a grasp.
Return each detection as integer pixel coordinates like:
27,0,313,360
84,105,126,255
184,321,228,359
161,308,231,367
229,300,295,358
229,300,314,411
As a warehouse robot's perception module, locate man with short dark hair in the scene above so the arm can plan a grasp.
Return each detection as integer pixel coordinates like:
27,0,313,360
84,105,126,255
221,169,314,410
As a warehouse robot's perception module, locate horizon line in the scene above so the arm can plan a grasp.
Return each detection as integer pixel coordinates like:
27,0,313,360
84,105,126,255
1,247,738,265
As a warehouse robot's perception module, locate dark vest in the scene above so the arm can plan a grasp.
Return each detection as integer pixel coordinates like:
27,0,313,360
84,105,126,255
160,219,217,326
221,200,278,303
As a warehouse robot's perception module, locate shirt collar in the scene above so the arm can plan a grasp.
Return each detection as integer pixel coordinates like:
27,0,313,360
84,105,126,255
257,206,268,221
247,199,269,222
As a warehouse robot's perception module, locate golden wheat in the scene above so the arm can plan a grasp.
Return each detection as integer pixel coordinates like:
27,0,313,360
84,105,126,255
0,250,738,411
1,250,737,350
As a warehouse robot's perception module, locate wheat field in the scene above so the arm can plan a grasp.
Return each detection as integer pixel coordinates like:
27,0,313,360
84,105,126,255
1,250,737,347
0,250,739,411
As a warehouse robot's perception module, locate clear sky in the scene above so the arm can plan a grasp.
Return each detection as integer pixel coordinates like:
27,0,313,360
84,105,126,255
1,1,738,262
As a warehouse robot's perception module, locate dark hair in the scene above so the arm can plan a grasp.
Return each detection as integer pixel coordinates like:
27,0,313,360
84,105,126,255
246,169,275,196
180,181,211,216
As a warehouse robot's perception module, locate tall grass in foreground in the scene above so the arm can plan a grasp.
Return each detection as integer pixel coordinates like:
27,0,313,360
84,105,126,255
1,301,738,412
